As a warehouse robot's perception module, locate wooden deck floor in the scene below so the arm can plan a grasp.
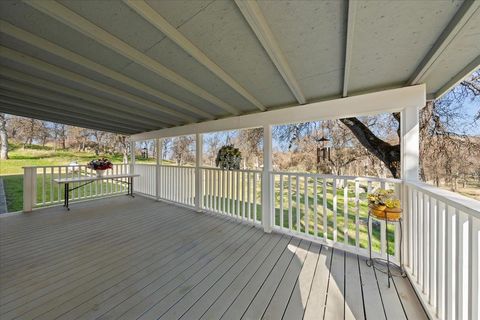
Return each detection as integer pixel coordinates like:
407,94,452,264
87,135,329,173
0,196,427,320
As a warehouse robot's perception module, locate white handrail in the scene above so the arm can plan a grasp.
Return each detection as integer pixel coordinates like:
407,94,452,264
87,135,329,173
404,181,480,320
406,180,480,219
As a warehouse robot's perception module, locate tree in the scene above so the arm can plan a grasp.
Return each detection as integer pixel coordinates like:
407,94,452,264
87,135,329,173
339,116,400,177
0,113,8,160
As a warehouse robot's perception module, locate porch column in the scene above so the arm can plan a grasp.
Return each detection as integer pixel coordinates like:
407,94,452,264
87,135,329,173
155,138,162,201
129,140,135,175
262,125,272,233
23,167,36,212
400,103,420,269
195,133,203,211
401,105,420,181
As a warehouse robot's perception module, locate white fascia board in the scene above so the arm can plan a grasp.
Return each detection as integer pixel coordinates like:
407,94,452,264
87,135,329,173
131,84,426,141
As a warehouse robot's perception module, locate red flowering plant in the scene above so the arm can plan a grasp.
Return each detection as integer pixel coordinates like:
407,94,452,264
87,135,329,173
87,158,113,171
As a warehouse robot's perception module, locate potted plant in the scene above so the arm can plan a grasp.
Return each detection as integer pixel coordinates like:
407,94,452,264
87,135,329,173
215,145,242,170
87,157,113,177
367,189,401,220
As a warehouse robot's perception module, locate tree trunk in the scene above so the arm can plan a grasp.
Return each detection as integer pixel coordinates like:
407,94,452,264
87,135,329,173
339,117,400,178
0,113,8,160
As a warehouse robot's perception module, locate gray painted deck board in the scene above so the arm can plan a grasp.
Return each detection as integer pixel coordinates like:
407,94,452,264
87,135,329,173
0,196,428,320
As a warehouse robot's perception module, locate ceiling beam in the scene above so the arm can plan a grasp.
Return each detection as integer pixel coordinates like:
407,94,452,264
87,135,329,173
0,66,172,126
25,0,241,115
408,0,480,85
0,103,136,134
0,46,189,124
342,0,357,98
0,84,162,130
124,0,265,112
132,85,426,141
234,0,306,104
434,54,480,99
0,20,213,120
0,95,146,132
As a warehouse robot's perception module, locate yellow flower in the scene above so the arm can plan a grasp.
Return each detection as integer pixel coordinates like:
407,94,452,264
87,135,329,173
385,199,401,209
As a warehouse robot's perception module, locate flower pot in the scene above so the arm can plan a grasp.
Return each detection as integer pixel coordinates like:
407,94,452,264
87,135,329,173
369,204,386,211
371,207,402,221
96,169,106,177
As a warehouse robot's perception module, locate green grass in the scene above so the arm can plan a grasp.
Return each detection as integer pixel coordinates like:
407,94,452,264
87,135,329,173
2,175,23,212
0,143,157,175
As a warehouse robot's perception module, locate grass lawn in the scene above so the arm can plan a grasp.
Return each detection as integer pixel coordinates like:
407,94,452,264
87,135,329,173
2,175,23,212
0,144,159,175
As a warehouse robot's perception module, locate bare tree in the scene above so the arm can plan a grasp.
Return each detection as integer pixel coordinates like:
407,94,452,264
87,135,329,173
0,113,8,160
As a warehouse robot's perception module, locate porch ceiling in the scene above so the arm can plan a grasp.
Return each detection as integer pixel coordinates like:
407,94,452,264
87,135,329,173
0,0,478,134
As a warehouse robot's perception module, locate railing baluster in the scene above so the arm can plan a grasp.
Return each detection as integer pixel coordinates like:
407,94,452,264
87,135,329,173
41,167,46,206
313,177,318,238
222,170,226,213
288,175,292,231
368,181,373,253
253,172,257,221
242,171,246,219
247,172,251,221
279,174,283,229
304,175,308,235
355,179,360,249
217,169,221,212
57,166,61,202
296,175,300,232
446,205,456,320
343,178,348,245
380,181,387,258
333,178,337,242
424,193,429,294
237,171,240,219
469,216,479,320
457,210,469,320
429,197,437,307
437,201,446,319
323,178,327,241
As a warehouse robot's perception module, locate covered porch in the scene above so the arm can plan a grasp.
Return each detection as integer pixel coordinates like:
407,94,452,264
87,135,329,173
0,196,427,320
1,1,480,319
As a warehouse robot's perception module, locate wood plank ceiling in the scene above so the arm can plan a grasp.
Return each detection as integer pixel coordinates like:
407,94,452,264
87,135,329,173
0,0,479,134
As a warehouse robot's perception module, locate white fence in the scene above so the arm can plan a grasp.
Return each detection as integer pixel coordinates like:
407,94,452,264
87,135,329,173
133,164,156,197
270,172,402,261
23,163,130,209
201,167,262,225
158,165,195,207
404,181,480,320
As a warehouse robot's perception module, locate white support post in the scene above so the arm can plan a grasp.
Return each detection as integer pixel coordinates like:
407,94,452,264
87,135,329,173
23,167,37,212
401,105,420,181
195,133,203,211
401,103,421,270
129,140,135,175
156,138,162,201
262,125,272,233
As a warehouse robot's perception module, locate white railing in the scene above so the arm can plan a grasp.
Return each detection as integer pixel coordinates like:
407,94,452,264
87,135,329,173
158,165,195,207
200,167,262,225
21,163,480,320
133,163,156,197
270,172,402,261
404,181,480,320
23,163,130,210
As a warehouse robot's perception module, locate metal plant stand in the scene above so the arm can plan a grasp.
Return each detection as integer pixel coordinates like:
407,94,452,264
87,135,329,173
366,210,406,287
